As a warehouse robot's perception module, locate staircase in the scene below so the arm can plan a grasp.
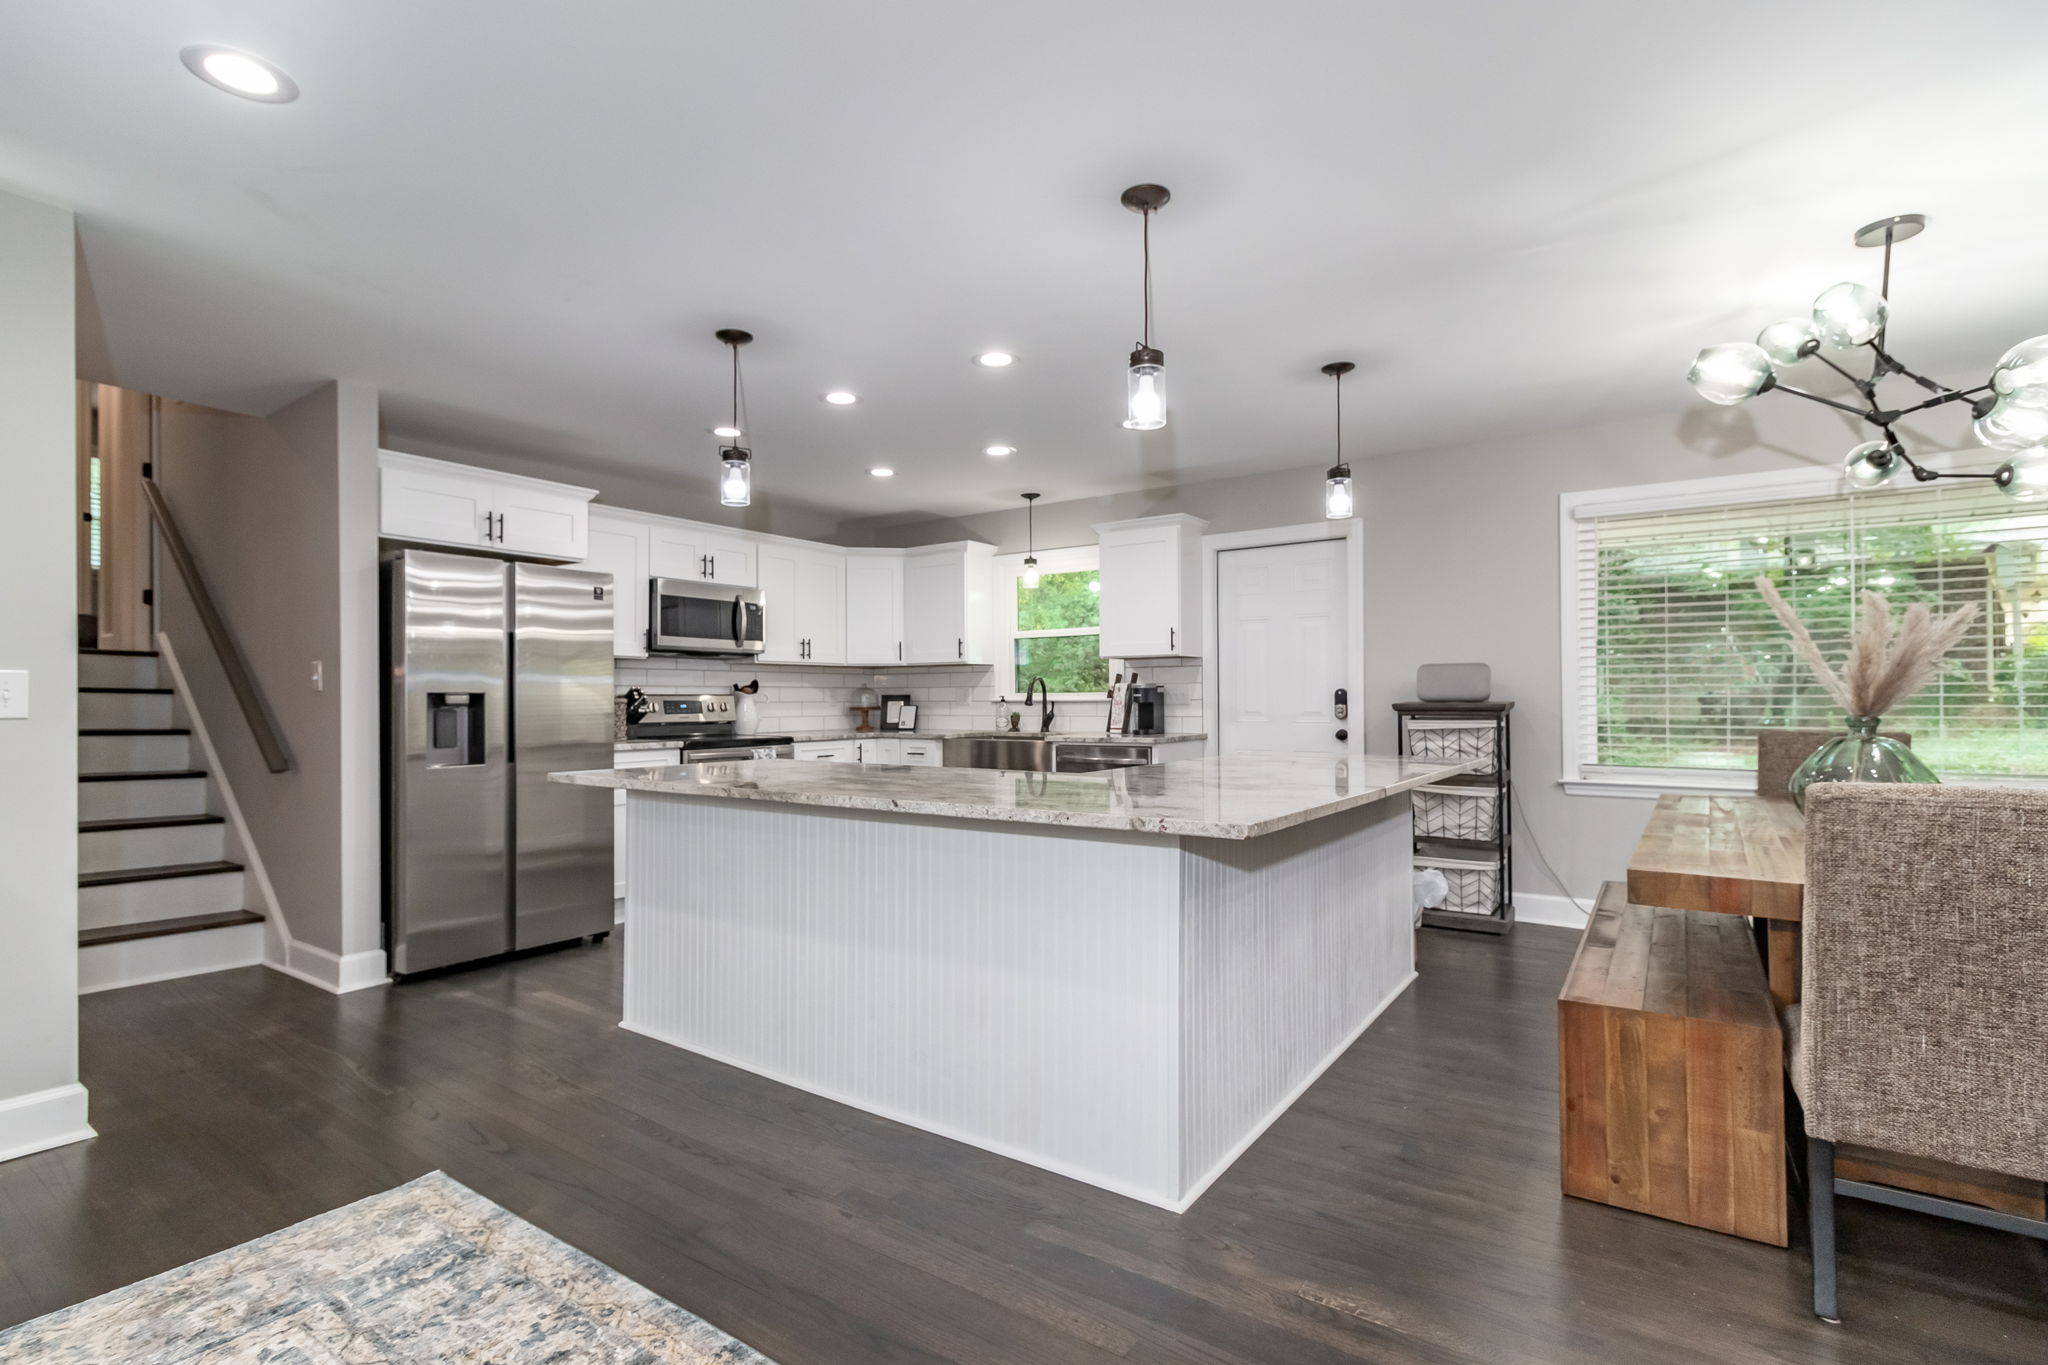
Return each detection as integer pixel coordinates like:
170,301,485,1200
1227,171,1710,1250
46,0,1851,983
77,648,265,992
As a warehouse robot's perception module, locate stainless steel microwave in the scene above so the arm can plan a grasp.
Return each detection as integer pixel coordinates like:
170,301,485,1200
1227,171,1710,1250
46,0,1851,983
649,578,766,656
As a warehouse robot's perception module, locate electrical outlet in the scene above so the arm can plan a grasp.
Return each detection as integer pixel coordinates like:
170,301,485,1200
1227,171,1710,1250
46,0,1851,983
0,670,27,719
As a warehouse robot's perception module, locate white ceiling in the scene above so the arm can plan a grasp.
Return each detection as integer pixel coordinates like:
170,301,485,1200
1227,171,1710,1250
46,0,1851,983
4,1,2047,522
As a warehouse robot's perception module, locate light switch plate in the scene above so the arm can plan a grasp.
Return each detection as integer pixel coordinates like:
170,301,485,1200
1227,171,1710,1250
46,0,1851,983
0,670,27,719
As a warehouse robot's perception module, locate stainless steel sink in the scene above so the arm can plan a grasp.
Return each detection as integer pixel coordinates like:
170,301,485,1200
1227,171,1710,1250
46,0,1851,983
942,734,1059,771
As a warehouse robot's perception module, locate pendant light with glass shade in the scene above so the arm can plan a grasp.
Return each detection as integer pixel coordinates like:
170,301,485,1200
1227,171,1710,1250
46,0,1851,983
1020,493,1042,589
1321,361,1356,519
714,328,753,507
1119,185,1170,430
1684,215,2048,501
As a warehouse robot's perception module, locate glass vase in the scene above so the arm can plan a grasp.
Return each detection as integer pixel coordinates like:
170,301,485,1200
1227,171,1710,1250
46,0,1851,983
1787,715,1938,810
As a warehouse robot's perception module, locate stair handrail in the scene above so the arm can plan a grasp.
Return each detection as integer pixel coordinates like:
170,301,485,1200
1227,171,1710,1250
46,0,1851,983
140,478,293,774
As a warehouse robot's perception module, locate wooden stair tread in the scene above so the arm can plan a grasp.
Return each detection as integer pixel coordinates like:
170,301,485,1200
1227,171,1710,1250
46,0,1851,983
78,648,160,657
79,909,263,947
78,769,208,782
78,686,173,695
79,814,225,833
79,859,243,888
79,728,192,736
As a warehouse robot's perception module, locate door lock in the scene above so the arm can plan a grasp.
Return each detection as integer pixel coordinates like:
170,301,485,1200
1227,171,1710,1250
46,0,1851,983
1334,687,1349,721
1335,728,1349,742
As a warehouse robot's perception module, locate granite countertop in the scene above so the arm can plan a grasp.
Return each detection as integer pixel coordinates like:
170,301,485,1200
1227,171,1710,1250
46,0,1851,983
554,751,1475,840
613,731,1209,750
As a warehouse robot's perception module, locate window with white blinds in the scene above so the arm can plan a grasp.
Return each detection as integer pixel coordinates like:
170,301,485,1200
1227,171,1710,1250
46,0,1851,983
1568,477,2048,781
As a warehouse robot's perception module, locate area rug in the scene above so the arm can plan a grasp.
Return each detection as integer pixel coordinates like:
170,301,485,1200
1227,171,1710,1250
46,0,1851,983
0,1171,777,1363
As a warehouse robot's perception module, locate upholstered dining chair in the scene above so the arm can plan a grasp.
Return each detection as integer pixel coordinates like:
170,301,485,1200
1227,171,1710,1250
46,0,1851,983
1754,728,1912,801
1799,783,2048,1322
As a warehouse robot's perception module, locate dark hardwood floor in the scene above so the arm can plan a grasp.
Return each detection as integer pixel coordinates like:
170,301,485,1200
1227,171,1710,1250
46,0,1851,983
3,925,2041,1363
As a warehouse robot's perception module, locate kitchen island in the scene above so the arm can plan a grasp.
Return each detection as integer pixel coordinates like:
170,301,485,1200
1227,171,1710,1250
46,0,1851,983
550,751,1476,1209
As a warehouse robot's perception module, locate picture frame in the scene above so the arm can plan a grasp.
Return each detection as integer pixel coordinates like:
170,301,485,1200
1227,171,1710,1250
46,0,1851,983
897,702,918,732
880,693,913,731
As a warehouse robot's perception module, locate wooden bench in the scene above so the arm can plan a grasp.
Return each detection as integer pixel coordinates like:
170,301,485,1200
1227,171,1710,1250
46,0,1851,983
1559,882,1786,1245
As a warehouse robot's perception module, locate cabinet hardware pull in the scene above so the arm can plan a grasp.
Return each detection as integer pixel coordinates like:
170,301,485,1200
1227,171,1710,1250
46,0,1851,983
957,637,963,658
1169,626,1175,650
710,554,717,577
898,642,903,661
496,513,505,542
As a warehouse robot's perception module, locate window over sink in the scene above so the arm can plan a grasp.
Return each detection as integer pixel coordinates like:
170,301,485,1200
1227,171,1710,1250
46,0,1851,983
997,547,1108,698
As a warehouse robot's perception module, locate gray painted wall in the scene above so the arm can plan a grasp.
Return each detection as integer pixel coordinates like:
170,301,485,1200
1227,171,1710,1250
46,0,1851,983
0,190,86,1158
158,382,383,965
839,398,1968,906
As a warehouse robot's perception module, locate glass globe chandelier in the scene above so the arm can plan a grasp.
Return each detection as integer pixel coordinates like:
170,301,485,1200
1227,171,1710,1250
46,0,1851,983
1686,214,2048,501
713,328,753,507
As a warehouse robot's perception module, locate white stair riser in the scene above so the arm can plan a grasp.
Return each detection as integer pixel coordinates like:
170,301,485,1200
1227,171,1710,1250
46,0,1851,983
79,922,264,994
80,870,245,930
79,777,209,822
79,655,159,688
80,691,174,729
79,733,191,774
79,822,226,875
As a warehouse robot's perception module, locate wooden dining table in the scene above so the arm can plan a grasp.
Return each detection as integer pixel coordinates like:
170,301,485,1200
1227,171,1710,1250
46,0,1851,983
1625,793,1806,1006
1622,789,2048,1219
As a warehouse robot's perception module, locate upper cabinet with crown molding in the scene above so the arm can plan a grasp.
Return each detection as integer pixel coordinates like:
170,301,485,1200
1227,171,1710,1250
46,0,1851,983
1094,514,1208,658
378,450,595,561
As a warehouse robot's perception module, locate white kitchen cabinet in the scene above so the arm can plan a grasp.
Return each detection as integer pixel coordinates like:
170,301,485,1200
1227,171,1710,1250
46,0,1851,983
1094,514,1208,658
902,542,995,665
856,737,900,764
793,740,858,761
379,451,595,560
584,510,650,658
612,748,680,905
758,541,846,664
844,551,906,665
895,737,942,766
648,522,754,586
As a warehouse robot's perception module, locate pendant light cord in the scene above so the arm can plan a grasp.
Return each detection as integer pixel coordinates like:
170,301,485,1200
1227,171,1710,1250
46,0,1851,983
1141,209,1153,348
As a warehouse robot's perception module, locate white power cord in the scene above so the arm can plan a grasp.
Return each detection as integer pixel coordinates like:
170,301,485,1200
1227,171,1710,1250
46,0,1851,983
1510,782,1592,920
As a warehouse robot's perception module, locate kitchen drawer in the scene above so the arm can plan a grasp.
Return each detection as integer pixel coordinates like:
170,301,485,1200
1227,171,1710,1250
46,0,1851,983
896,739,942,766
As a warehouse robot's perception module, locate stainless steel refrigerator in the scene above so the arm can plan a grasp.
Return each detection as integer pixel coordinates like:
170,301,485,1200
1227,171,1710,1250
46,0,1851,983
383,548,616,976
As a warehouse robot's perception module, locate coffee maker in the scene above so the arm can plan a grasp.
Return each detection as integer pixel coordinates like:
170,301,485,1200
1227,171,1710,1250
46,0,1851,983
1128,684,1167,735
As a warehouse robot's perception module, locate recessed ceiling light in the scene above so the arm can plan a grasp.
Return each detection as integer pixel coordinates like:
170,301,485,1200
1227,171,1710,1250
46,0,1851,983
869,466,895,478
984,445,1016,457
824,390,859,405
974,352,1016,368
711,425,742,438
180,45,298,103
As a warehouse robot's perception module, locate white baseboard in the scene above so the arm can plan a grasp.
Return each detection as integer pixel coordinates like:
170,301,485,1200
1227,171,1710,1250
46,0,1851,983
1514,892,1593,929
269,940,389,994
0,1083,95,1163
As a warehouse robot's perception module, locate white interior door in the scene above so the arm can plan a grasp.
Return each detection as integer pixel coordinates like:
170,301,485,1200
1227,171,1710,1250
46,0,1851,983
1217,539,1348,754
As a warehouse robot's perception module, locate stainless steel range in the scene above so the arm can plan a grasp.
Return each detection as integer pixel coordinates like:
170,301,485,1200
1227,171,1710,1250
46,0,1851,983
623,690,795,762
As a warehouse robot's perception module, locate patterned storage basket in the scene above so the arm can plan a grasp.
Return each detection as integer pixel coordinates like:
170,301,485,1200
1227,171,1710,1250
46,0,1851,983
1412,784,1498,841
1413,855,1501,915
1404,718,1498,775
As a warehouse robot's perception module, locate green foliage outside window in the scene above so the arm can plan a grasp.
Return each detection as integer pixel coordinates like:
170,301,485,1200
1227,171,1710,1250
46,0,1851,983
1016,570,1100,630
1013,568,1106,694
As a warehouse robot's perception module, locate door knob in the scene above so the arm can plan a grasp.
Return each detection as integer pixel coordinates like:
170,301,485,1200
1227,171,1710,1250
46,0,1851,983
1335,729,1349,742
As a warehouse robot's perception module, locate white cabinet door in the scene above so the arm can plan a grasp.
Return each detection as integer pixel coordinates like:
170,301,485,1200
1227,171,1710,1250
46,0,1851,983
796,547,846,664
1096,515,1207,658
755,544,805,664
380,459,492,549
701,531,756,586
495,482,590,560
793,740,857,761
858,737,902,764
896,738,942,766
583,514,649,658
647,524,705,582
844,553,905,665
902,543,994,664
